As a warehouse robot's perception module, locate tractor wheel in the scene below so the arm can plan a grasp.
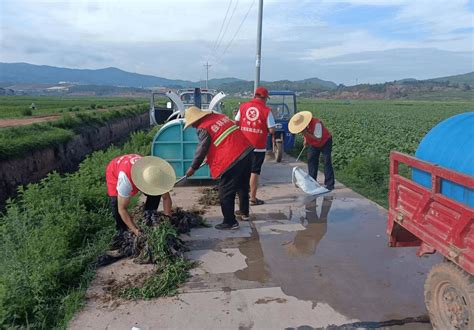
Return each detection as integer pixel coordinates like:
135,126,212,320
424,261,473,329
274,140,283,162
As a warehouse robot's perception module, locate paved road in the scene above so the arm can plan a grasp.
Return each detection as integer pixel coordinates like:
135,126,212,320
70,154,438,329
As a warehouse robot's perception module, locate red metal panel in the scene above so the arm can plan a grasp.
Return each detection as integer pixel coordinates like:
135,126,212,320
388,151,474,276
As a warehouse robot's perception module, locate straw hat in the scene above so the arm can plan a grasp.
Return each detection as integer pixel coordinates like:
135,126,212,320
131,156,176,196
184,106,213,130
288,111,313,134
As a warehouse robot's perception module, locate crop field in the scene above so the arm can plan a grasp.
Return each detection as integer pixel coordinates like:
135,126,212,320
295,99,473,206
0,104,149,160
0,96,147,118
225,98,473,206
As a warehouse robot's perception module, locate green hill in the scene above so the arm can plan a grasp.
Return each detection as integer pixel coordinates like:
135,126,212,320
427,72,474,86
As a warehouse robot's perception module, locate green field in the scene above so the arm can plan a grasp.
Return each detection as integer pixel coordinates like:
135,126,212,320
225,98,473,206
0,96,147,118
0,105,149,160
296,99,472,206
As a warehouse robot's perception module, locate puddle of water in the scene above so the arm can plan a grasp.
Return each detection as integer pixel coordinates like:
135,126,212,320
235,195,441,322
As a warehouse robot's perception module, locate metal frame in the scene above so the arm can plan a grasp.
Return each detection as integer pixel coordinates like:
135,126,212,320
388,151,474,275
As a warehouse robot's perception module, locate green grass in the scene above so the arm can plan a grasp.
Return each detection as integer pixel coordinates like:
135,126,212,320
119,220,193,300
0,96,147,119
0,105,149,160
0,128,158,328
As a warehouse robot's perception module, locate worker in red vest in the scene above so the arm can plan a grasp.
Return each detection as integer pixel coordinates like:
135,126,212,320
235,86,276,207
289,111,335,190
105,154,176,244
184,106,253,230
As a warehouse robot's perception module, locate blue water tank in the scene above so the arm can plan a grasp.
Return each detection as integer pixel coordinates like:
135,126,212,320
412,112,474,207
151,119,211,179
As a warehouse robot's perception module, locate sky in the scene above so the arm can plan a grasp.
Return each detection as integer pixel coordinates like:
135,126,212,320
1,0,473,85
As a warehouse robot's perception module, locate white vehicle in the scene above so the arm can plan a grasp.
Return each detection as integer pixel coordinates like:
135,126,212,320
149,88,225,125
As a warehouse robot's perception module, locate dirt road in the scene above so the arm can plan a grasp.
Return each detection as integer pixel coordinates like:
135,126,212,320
70,154,437,329
0,105,140,128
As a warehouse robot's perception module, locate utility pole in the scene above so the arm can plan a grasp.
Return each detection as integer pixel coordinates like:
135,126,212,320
204,62,211,89
254,0,263,92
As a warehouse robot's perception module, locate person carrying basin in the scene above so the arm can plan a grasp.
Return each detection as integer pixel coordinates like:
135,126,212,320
235,86,276,206
289,111,335,191
184,106,253,230
105,154,176,247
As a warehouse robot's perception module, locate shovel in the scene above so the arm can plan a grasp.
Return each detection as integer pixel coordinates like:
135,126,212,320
292,146,329,196
175,162,207,185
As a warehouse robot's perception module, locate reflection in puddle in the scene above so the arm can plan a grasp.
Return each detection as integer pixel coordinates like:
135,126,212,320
235,226,271,283
234,195,437,321
285,196,333,257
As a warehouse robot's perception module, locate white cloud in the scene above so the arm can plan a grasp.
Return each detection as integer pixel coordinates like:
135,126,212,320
1,0,473,83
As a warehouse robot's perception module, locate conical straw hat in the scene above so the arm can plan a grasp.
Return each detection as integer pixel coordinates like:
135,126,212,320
288,111,313,134
131,156,176,196
184,106,213,130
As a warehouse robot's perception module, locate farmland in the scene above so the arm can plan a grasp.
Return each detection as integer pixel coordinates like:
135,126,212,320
0,96,147,118
224,98,472,206
0,96,150,160
295,99,473,206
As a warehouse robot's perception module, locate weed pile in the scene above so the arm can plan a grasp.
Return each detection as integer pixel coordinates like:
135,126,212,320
95,207,209,300
97,207,208,267
198,186,220,207
0,128,162,328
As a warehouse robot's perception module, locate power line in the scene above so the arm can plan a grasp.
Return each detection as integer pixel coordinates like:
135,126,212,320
209,0,233,60
215,0,255,65
212,0,240,59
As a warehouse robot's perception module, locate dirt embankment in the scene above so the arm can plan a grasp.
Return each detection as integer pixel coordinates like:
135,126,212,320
0,112,150,208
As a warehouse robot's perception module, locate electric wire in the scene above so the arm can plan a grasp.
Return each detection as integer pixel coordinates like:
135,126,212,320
215,0,255,65
208,0,233,61
212,0,240,60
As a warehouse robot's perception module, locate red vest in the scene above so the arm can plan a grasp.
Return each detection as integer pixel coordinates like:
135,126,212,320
197,113,251,178
106,154,141,197
304,118,331,148
238,98,271,149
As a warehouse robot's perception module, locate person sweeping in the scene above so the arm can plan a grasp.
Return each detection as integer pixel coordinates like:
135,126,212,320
184,106,253,230
289,111,335,191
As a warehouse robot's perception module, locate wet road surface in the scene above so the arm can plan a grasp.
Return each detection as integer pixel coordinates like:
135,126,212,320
70,155,438,329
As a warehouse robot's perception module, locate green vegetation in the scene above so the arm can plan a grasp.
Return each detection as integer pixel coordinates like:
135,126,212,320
0,96,147,119
120,220,193,299
0,105,148,160
293,99,472,207
0,125,183,328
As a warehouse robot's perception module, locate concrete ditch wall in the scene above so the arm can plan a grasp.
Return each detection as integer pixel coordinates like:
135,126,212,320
0,112,150,208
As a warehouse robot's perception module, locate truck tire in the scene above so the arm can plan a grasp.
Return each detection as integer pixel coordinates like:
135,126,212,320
424,261,473,329
274,141,283,163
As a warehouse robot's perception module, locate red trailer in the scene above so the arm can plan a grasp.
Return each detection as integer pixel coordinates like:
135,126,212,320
387,151,474,329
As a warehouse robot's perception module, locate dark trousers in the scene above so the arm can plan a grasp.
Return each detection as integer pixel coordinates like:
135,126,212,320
308,138,335,189
110,194,161,232
219,152,252,225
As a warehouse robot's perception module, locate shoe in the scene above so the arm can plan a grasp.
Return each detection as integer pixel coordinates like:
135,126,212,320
326,186,334,191
250,198,265,206
215,222,240,230
235,210,250,221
